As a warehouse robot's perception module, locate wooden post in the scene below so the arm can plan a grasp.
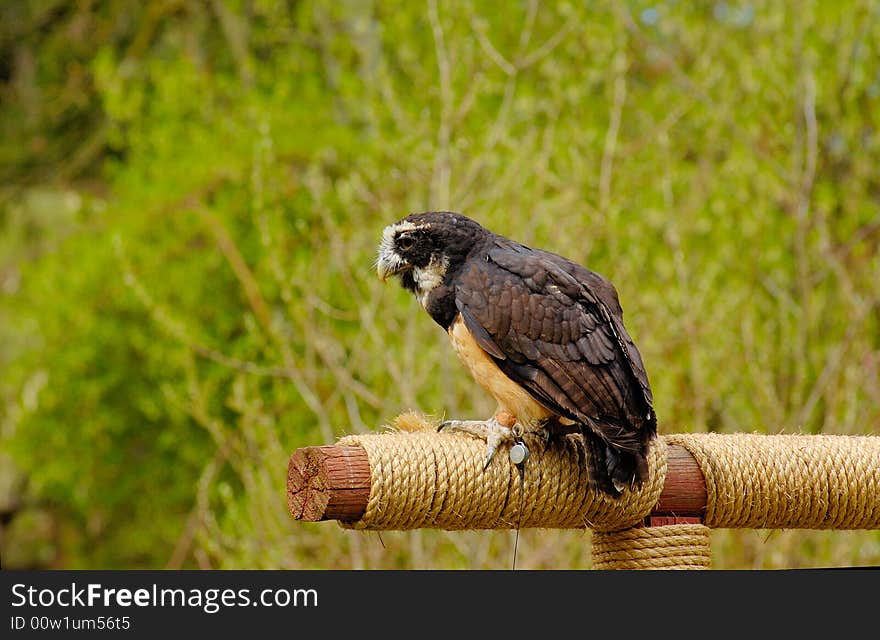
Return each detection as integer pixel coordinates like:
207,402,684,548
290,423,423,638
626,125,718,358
287,443,707,525
287,446,371,521
646,444,707,526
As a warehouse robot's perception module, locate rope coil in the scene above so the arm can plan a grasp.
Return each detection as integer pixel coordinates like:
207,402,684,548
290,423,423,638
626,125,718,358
336,420,880,533
325,419,880,569
592,524,712,570
667,432,880,529
338,428,667,532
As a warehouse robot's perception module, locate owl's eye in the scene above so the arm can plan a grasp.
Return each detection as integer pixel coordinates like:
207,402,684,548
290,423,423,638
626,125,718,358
398,235,415,251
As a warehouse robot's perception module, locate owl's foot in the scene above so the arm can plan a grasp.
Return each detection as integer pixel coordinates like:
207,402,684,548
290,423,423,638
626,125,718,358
437,414,519,469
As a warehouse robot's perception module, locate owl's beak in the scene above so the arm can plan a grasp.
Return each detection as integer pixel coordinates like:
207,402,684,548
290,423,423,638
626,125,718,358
376,251,408,282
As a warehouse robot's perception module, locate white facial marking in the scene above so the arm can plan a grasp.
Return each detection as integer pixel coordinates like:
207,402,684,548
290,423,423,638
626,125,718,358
377,219,445,303
377,220,421,279
414,255,449,308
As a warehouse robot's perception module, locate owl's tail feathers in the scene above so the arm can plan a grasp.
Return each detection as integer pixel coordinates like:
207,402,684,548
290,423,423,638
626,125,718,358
586,432,650,496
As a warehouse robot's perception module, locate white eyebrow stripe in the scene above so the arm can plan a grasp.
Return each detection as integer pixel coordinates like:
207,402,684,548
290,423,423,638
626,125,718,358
380,220,425,252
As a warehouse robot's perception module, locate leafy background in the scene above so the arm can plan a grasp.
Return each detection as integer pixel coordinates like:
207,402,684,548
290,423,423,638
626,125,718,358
1,0,878,569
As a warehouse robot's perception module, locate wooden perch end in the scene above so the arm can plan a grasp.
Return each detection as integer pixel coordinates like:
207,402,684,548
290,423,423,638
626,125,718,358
287,442,707,525
287,446,371,522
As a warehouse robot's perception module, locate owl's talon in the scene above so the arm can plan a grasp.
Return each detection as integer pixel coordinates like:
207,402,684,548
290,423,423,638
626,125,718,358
436,417,515,470
437,419,457,432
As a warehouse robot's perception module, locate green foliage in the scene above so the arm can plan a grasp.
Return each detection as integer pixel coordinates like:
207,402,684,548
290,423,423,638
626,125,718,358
1,0,879,568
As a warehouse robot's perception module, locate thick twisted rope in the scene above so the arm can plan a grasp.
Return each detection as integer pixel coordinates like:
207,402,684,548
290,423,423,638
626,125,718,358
338,427,667,532
336,417,880,532
592,524,712,569
667,432,880,529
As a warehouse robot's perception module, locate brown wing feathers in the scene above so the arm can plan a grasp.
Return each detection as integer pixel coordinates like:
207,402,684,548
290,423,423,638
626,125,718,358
454,241,656,490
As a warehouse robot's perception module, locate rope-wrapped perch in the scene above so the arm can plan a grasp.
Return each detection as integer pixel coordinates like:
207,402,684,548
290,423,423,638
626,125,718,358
669,432,880,529
337,429,667,532
288,426,880,532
